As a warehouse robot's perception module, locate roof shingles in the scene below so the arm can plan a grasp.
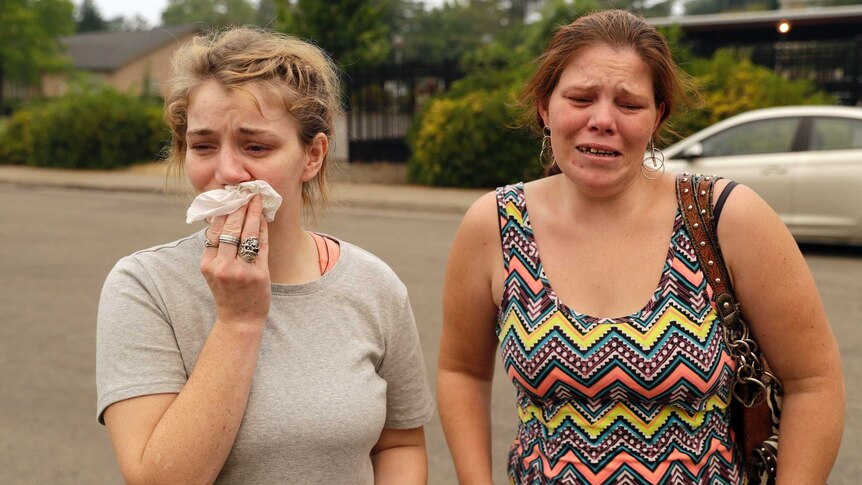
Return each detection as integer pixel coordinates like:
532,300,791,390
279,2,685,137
62,25,201,72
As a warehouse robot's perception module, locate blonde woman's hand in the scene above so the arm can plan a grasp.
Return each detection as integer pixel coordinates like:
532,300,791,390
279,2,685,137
201,194,271,327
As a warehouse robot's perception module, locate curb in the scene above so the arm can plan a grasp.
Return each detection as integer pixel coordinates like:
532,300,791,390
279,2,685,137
0,165,486,214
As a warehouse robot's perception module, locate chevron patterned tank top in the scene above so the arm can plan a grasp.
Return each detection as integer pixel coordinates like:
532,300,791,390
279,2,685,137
496,183,743,484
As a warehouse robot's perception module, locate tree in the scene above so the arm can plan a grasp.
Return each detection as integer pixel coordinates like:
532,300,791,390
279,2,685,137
106,14,152,32
394,0,525,65
505,0,545,25
256,0,278,27
276,0,392,66
393,0,678,67
0,0,75,114
161,0,257,28
633,0,677,17
397,3,488,65
684,0,778,15
76,0,107,32
451,0,597,73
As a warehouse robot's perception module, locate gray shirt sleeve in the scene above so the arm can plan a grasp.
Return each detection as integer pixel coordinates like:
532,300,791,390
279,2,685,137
96,255,187,424
378,291,435,429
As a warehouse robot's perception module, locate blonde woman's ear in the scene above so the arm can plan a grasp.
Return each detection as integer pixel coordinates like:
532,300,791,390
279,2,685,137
301,133,328,182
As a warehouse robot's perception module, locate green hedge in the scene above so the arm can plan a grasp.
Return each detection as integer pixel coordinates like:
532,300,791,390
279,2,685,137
0,88,166,169
0,109,35,165
407,85,542,188
667,48,835,145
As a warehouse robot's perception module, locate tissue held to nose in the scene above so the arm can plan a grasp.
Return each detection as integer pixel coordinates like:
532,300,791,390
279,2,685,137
186,180,283,224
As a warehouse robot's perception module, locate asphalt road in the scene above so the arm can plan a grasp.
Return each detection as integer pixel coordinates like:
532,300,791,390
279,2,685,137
1,183,859,484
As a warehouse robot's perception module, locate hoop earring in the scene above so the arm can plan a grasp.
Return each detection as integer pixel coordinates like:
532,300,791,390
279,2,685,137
539,125,554,167
641,139,665,180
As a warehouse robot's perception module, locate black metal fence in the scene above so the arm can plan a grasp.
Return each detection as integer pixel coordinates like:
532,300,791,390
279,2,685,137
343,61,462,162
750,37,862,106
690,36,862,106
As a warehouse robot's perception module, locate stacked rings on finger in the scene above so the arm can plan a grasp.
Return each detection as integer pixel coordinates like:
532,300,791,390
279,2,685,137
218,234,241,246
239,237,260,263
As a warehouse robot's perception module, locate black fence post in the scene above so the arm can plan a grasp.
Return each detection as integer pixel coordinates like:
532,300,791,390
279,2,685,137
854,35,862,106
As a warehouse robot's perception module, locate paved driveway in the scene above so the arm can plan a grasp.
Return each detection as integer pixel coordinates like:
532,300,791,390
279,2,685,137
1,183,859,484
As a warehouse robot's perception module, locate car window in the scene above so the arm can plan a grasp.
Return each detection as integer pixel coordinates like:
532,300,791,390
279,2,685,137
700,118,800,157
810,117,862,150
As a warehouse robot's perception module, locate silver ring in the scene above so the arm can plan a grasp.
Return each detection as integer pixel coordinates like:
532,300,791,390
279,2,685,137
204,227,218,248
218,234,241,246
239,237,260,263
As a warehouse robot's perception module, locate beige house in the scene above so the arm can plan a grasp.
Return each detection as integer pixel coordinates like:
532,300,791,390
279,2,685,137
43,25,201,97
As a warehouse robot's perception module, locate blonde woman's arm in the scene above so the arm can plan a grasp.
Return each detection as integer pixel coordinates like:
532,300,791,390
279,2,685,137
371,426,428,484
103,199,271,485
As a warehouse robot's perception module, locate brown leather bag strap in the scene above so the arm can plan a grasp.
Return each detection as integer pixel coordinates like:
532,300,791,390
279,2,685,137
675,173,740,322
677,174,782,478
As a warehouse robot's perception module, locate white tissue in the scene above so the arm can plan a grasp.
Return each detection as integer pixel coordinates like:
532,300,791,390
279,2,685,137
186,180,283,224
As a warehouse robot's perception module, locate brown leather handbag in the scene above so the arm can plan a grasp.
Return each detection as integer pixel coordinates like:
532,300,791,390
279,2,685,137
676,173,782,484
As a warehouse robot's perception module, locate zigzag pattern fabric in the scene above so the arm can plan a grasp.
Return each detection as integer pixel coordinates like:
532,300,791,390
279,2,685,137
496,183,742,484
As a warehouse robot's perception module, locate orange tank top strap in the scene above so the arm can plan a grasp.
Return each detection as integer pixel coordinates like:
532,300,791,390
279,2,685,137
309,232,340,275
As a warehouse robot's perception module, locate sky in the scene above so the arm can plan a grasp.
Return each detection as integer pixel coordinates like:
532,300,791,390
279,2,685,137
88,0,169,26
86,0,449,29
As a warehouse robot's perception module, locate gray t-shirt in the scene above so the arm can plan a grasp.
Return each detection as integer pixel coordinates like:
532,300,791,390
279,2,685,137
96,230,435,484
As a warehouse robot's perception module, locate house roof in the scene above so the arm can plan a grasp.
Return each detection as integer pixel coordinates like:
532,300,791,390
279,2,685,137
649,5,862,42
62,25,203,72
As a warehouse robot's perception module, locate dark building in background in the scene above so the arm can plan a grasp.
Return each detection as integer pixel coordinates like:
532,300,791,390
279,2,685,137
651,5,862,106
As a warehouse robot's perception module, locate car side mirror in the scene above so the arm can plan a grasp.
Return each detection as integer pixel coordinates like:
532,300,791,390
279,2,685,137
680,143,703,159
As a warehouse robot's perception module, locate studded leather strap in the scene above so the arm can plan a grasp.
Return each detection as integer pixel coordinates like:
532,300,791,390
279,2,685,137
676,174,782,482
675,173,740,322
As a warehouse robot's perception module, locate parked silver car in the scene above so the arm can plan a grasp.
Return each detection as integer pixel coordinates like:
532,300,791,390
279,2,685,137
663,105,862,245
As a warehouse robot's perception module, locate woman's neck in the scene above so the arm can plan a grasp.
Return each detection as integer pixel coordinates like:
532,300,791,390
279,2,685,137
549,172,668,222
266,218,321,284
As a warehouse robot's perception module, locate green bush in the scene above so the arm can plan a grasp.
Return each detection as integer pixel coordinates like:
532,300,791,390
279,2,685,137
0,88,166,169
407,85,542,188
0,109,37,165
666,48,835,145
